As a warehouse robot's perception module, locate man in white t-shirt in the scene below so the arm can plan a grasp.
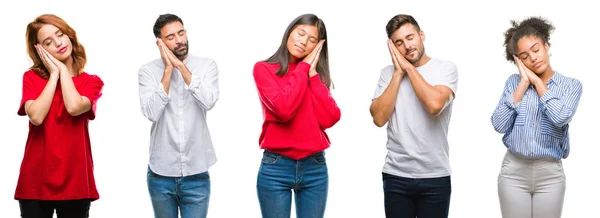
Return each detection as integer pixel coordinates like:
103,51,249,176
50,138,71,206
370,14,458,218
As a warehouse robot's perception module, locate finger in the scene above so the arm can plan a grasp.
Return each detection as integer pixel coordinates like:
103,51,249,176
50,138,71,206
313,40,325,63
36,45,51,67
387,40,399,68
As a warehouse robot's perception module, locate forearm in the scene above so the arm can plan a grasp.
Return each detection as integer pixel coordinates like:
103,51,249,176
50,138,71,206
310,75,341,128
27,75,59,125
405,67,445,115
512,81,529,103
370,72,402,127
491,96,517,133
161,69,172,94
176,64,192,86
59,73,90,116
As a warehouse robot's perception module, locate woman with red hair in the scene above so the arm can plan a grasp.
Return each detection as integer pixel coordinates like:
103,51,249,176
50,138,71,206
15,14,104,218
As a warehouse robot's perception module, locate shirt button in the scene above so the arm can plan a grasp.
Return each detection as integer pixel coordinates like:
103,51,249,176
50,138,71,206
532,122,535,126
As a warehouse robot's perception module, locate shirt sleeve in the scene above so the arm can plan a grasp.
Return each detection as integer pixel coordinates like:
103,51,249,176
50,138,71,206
309,75,341,130
185,59,219,110
139,64,170,122
432,62,458,112
18,71,40,116
538,78,583,127
491,74,520,133
372,66,394,100
253,61,309,122
79,74,104,120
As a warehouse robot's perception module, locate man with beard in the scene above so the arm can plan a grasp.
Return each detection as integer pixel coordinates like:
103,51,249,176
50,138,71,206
138,13,219,218
369,14,458,218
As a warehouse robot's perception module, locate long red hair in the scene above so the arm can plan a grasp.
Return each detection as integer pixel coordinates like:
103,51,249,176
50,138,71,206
26,14,86,79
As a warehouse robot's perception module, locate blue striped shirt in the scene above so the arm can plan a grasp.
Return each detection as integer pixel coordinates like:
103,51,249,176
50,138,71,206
491,72,582,159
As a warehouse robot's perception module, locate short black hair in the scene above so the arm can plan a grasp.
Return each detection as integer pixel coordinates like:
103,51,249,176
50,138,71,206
153,13,183,38
386,14,421,38
504,16,555,63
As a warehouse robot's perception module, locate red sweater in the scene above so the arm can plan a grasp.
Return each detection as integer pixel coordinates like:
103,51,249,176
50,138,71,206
253,61,341,160
15,70,103,201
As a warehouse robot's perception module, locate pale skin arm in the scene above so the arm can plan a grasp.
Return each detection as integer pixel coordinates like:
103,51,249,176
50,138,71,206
24,45,62,125
389,41,453,116
38,44,92,116
370,40,405,127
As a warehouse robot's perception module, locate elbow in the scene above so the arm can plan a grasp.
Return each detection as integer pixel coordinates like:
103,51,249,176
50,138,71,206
65,104,86,116
427,103,443,116
29,117,44,126
373,116,387,127
203,98,218,111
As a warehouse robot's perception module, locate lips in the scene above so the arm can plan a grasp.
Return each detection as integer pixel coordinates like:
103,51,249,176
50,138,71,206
295,45,305,53
58,46,67,54
533,61,543,69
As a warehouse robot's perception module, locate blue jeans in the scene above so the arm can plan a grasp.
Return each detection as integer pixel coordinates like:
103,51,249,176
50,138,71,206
257,150,328,218
147,167,210,218
383,173,451,218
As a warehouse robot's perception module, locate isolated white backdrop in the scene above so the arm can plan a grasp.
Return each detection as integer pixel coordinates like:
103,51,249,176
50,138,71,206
1,0,597,217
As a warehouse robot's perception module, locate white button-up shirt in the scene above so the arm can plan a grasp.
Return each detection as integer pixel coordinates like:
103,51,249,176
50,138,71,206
138,55,219,177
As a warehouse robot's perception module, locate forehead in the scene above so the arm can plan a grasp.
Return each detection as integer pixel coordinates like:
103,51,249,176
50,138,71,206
517,35,543,52
294,24,318,36
160,21,184,36
391,23,419,39
37,24,60,42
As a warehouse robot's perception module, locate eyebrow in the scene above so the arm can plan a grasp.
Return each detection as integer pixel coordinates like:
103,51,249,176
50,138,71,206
42,30,62,44
518,43,539,56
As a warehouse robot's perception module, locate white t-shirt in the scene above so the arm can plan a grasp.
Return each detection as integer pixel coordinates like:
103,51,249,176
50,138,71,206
372,58,458,178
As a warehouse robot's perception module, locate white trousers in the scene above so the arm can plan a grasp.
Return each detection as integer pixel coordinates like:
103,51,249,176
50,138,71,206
498,150,566,218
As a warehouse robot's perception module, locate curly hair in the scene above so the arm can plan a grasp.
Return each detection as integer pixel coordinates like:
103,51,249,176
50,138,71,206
26,14,86,79
503,16,555,63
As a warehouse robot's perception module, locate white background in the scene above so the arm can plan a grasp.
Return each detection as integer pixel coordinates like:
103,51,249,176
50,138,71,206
1,0,597,217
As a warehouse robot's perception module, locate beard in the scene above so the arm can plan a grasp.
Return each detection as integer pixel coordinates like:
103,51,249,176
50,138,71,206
406,44,425,64
172,41,189,59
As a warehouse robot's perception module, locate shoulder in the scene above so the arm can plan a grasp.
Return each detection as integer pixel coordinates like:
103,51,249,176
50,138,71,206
80,72,105,86
253,61,279,74
139,58,164,73
379,65,394,77
556,72,582,89
23,70,39,79
431,58,457,73
187,55,216,66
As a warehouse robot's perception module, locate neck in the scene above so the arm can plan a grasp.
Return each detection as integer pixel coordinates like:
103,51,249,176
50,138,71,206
413,53,431,67
64,56,78,77
539,65,555,84
288,55,298,64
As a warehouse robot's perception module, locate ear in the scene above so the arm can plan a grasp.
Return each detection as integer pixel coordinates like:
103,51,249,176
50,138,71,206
419,30,426,42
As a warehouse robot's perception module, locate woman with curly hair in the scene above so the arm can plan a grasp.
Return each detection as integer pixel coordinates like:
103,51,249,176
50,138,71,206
491,16,583,218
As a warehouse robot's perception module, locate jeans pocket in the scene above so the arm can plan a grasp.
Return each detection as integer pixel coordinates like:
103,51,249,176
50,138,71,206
311,152,326,165
261,151,280,165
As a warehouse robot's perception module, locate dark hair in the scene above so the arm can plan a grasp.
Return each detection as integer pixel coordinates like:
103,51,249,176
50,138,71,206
26,14,86,79
386,14,421,38
153,14,183,38
265,14,332,88
504,16,555,63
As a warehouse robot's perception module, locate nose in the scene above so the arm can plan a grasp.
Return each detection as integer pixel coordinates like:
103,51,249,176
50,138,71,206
530,54,538,63
299,36,308,47
174,35,182,44
53,37,62,48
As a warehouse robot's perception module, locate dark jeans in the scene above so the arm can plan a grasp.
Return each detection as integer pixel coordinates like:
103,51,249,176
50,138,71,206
383,173,451,218
18,199,91,218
